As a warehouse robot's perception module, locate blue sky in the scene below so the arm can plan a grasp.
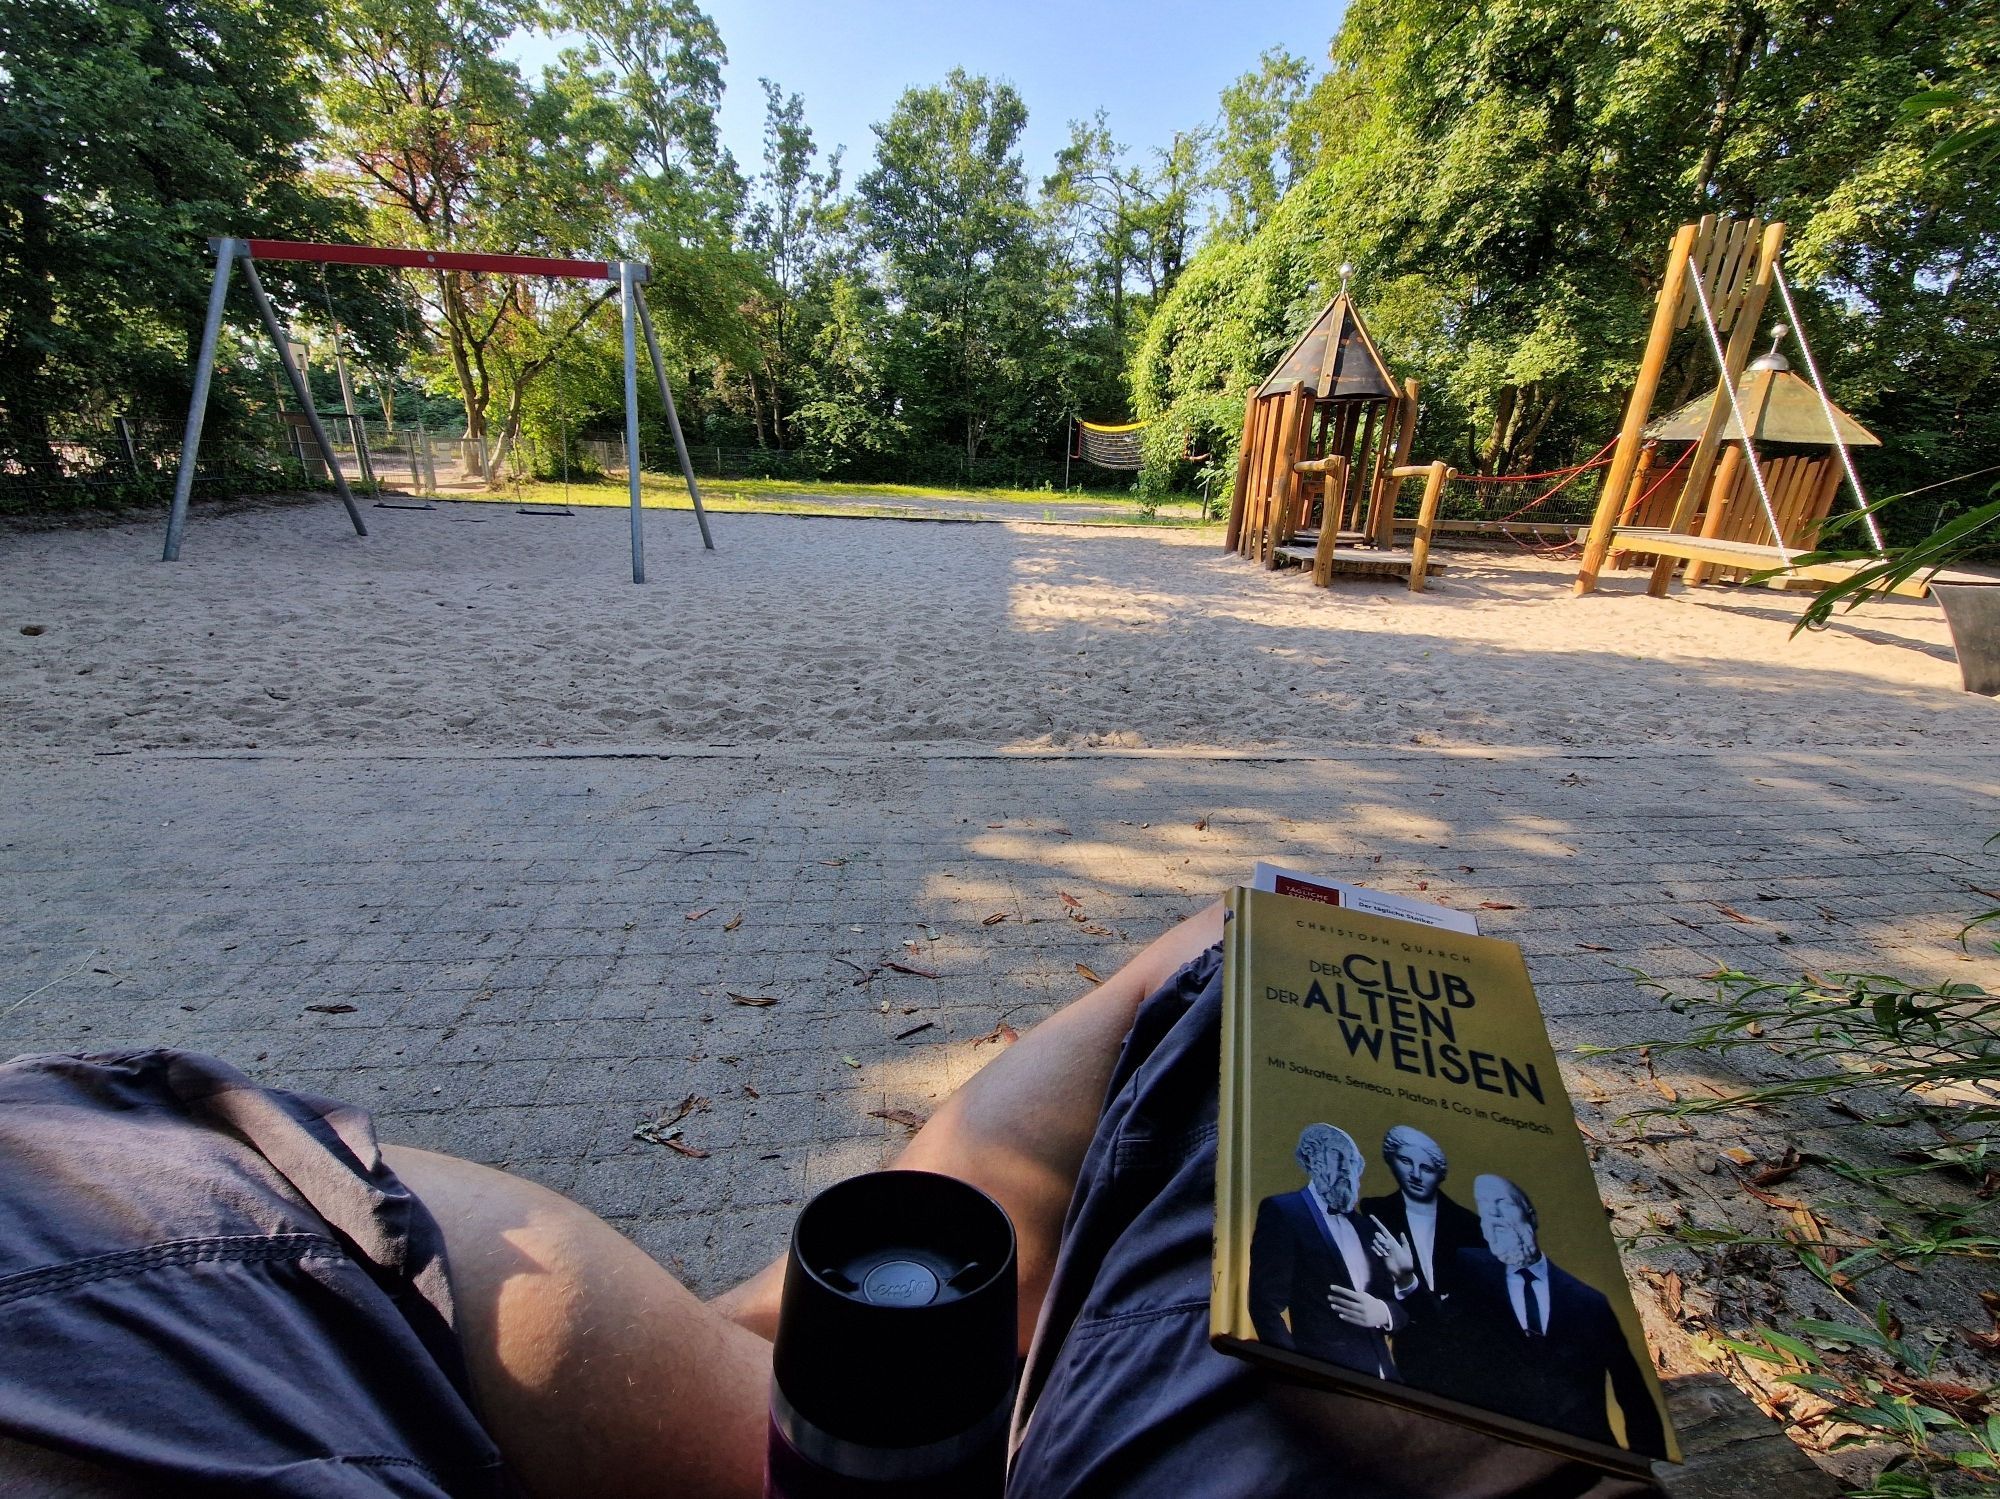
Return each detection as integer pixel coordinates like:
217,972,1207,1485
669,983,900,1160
517,1,1348,187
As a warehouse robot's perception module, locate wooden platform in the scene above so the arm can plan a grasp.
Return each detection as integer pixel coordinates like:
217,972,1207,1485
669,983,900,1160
1274,543,1444,577
1611,528,1930,597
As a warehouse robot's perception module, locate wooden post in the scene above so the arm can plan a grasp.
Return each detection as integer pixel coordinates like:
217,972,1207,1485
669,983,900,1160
1606,442,1658,570
1575,222,1701,594
1266,384,1310,566
1224,397,1257,552
1646,220,1786,596
1311,457,1349,587
1408,460,1449,593
1682,445,1745,586
1348,401,1379,535
1371,381,1419,548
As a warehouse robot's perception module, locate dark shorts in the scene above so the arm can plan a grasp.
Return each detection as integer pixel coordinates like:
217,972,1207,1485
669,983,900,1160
2,955,1659,1498
0,1049,507,1497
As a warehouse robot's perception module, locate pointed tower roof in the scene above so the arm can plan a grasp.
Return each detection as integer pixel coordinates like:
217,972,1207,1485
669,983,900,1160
1256,294,1399,402
1647,363,1879,447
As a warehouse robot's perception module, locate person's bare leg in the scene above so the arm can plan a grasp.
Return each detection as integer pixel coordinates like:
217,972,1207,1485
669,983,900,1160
712,900,1224,1347
383,901,1222,1497
385,1144,771,1499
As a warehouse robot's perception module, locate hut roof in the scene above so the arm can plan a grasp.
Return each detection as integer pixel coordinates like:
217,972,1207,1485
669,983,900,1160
1256,294,1399,402
1647,366,1879,447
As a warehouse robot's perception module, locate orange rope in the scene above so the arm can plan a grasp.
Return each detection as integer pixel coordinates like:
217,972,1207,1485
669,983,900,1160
1453,438,1617,484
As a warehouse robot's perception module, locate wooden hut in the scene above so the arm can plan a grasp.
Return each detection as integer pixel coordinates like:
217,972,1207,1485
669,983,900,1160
1226,294,1440,581
1611,331,1879,584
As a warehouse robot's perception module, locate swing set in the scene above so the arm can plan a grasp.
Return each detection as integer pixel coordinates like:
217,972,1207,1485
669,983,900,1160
1573,215,1912,598
163,237,714,584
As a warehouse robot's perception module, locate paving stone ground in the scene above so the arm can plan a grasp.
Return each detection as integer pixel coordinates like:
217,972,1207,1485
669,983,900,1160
5,742,1993,1304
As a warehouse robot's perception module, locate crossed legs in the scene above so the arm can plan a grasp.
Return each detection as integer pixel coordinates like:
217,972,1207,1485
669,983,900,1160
386,902,1224,1499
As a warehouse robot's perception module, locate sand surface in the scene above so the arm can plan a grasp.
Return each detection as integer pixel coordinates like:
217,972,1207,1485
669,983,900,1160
2,496,1989,754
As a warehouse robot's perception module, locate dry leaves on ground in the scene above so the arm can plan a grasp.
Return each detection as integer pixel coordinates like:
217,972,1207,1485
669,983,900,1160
727,992,779,1007
869,1108,928,1131
973,1023,1019,1048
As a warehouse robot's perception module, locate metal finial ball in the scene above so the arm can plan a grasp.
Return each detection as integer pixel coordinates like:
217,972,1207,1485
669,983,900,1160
1770,323,1789,346
1339,262,1353,280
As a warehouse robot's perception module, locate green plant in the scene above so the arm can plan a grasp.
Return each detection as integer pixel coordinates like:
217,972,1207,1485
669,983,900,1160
1718,1307,1999,1495
1581,885,1998,1491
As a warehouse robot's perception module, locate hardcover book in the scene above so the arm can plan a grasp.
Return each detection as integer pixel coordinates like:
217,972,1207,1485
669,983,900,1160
1213,885,1678,1477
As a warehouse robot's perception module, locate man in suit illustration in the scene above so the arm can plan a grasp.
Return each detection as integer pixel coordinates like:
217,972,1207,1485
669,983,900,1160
1356,1124,1485,1389
1422,1175,1669,1459
1247,1123,1415,1381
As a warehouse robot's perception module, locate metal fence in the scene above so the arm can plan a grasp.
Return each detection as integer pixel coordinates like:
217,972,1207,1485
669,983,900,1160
1,418,1143,516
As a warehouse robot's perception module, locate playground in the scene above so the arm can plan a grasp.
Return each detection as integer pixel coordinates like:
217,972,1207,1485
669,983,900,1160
3,496,1986,755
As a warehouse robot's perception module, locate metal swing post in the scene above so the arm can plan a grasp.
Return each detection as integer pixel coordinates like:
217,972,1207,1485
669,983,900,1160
240,254,368,539
164,238,238,560
633,279,715,551
618,260,647,584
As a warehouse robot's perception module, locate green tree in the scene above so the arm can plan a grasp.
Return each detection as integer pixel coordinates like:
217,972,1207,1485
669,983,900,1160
858,70,1066,469
1209,48,1313,240
1137,0,2000,521
740,79,846,448
0,0,362,477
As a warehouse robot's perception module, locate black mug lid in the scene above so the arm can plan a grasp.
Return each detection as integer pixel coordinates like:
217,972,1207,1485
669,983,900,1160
772,1170,1018,1449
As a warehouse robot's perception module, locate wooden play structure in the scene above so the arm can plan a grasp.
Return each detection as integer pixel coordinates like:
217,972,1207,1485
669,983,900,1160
1612,329,1881,584
1224,290,1453,591
1575,215,1916,598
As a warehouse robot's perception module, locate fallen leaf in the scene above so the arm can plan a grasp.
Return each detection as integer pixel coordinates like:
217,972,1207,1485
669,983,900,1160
1670,915,1707,932
884,961,942,979
727,993,779,1007
1651,1076,1679,1102
982,912,1008,926
1416,880,1430,891
304,1003,356,1014
1751,1148,1805,1187
840,1056,861,1069
1711,902,1756,923
1967,1291,2000,1354
895,1021,935,1040
986,822,1004,828
685,907,715,921
869,1108,928,1131
663,1138,709,1158
1478,901,1518,911
723,913,744,931
1720,1146,1758,1167
1050,826,1074,838
820,858,847,867
1193,817,1208,831
1075,962,1103,984
1059,891,1084,909
1577,942,1614,952
1080,923,1111,936
742,1084,759,1099
973,1023,1019,1048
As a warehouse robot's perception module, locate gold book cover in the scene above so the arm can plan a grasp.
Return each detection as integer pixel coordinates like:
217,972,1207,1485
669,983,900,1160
1213,886,1679,1477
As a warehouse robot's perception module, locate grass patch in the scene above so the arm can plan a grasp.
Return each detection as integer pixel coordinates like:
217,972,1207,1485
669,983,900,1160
434,473,1220,526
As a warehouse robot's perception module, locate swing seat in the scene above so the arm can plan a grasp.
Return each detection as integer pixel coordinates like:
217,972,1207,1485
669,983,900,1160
1609,528,1930,597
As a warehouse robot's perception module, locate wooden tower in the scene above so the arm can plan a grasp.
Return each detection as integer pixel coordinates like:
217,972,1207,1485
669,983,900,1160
1225,294,1419,565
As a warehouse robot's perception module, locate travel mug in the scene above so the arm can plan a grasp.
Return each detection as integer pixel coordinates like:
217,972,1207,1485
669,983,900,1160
765,1169,1018,1498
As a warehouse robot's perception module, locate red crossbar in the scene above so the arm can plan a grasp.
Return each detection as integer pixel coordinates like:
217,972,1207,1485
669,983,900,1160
240,239,623,281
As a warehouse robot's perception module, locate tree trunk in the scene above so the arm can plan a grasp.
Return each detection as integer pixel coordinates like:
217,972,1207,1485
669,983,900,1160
485,383,526,485
1481,385,1518,473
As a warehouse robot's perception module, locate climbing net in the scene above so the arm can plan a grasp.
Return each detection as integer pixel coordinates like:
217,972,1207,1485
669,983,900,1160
1074,419,1145,471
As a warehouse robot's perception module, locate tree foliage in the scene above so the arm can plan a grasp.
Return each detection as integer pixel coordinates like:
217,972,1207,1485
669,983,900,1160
0,0,363,474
